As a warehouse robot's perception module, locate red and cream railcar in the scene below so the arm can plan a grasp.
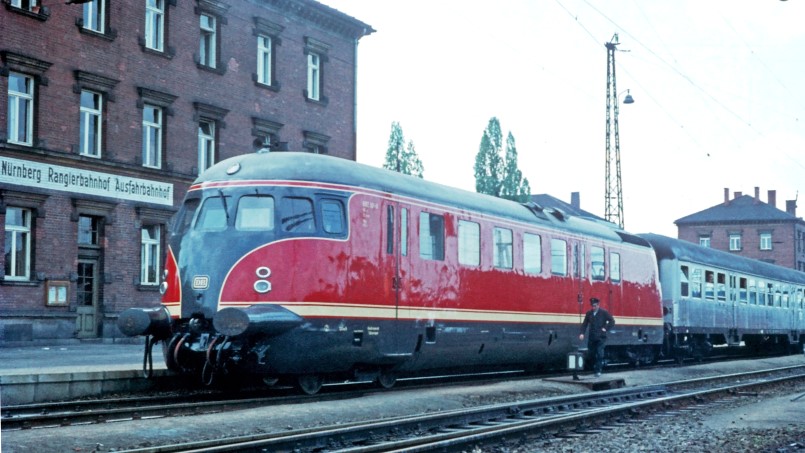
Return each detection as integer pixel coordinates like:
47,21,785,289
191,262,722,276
120,152,664,393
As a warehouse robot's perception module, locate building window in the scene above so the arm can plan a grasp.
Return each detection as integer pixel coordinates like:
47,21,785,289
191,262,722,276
729,234,742,251
79,90,103,158
142,104,162,168
199,14,217,68
145,0,165,51
257,35,272,86
140,225,161,285
493,227,513,269
458,220,480,266
4,207,32,280
306,53,320,101
83,0,106,33
7,72,34,146
10,0,39,13
302,130,329,154
198,120,215,174
760,233,772,251
78,215,101,246
699,236,710,248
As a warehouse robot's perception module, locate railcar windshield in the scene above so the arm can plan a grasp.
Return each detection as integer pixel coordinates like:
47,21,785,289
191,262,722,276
236,195,275,231
173,198,200,234
196,196,230,231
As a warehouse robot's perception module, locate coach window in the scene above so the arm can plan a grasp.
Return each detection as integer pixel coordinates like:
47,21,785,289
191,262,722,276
386,206,394,254
757,281,767,306
235,196,274,231
458,220,480,266
680,266,690,297
782,286,790,308
748,279,757,304
321,200,344,235
523,233,541,275
773,284,782,307
703,270,715,300
196,196,228,231
797,289,804,309
691,268,702,298
281,197,314,233
739,277,748,303
610,252,621,283
493,227,513,269
550,239,567,276
590,246,605,281
716,273,726,301
419,212,444,261
400,208,408,256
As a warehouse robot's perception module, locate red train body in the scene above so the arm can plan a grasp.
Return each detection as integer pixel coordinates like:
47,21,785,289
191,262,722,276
120,152,665,392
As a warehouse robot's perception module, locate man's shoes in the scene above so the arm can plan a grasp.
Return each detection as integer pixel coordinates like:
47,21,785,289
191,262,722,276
594,372,601,377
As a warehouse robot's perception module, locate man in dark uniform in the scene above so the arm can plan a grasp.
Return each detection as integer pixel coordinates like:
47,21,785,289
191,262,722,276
578,297,615,377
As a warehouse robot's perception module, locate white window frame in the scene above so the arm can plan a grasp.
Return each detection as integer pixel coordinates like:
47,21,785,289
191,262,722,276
198,120,215,174
145,0,165,52
11,0,38,11
8,72,34,146
140,225,161,285
729,234,742,251
257,35,272,85
79,89,103,158
4,207,32,281
760,233,772,251
200,14,217,68
699,236,711,248
307,53,320,101
142,104,162,168
83,0,106,33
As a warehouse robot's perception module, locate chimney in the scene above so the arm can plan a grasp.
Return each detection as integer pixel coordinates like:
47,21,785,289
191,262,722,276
734,191,742,199
755,186,760,200
768,190,776,208
786,200,797,216
724,188,729,204
570,192,580,210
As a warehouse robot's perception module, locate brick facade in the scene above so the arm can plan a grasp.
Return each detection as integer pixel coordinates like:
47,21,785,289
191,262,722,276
0,0,373,343
676,188,805,272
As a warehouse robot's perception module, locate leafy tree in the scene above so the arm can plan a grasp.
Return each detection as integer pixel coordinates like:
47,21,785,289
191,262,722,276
383,122,424,178
474,117,531,202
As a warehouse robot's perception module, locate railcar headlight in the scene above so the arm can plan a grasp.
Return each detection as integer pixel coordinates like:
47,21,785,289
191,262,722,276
256,266,271,278
254,280,271,294
159,281,168,295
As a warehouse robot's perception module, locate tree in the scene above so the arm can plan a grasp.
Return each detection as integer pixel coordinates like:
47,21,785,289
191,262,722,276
474,117,531,202
383,122,424,178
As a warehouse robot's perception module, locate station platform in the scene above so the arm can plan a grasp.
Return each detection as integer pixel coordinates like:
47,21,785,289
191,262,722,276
0,341,171,405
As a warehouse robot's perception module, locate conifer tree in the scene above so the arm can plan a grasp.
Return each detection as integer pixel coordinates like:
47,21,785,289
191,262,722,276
474,117,530,202
383,122,424,178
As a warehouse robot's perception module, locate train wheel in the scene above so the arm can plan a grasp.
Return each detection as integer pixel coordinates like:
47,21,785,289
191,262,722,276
376,371,397,389
296,374,324,395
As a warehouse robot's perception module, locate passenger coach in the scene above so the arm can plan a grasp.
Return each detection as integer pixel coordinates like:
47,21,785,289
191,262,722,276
641,233,805,358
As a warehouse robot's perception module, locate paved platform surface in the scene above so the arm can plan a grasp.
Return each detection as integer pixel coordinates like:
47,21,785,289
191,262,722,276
0,341,155,377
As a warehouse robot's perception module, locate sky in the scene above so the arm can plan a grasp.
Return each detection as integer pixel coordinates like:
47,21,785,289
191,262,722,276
320,0,805,237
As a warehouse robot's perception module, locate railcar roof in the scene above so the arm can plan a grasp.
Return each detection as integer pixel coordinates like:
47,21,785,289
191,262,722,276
640,233,805,284
198,152,632,244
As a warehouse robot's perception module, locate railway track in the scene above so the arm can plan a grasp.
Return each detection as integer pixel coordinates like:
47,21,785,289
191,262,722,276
103,364,805,452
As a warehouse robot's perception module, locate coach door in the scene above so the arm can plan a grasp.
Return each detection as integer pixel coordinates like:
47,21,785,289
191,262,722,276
378,201,411,357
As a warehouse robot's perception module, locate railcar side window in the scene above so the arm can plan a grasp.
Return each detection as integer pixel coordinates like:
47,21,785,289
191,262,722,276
749,279,757,304
281,197,315,233
550,239,567,276
196,196,229,231
691,268,702,298
493,227,513,269
591,246,605,280
704,270,715,300
523,233,541,275
680,266,690,297
739,277,748,303
610,252,621,283
235,196,274,231
386,205,394,254
419,212,444,261
322,200,345,234
717,273,726,301
458,220,480,266
174,198,200,234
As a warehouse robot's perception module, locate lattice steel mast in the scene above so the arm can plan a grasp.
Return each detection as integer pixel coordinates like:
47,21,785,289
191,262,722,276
604,33,624,229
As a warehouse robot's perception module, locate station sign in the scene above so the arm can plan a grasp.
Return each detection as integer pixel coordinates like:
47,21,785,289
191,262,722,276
0,156,174,206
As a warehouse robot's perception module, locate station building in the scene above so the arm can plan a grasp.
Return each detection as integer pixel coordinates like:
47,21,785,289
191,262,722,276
0,0,373,343
676,187,805,272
